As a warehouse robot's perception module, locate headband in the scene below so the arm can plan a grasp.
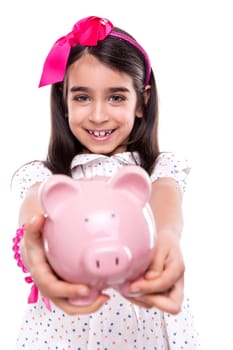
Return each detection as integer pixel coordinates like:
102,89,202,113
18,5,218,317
38,16,151,88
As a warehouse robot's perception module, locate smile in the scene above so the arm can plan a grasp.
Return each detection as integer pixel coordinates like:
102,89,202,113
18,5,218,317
87,129,115,137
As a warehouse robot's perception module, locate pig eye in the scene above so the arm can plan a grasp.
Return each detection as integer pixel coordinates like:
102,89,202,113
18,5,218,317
84,217,89,222
111,213,116,218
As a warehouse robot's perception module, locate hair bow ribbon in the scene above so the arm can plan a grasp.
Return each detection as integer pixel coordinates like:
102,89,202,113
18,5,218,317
39,16,113,87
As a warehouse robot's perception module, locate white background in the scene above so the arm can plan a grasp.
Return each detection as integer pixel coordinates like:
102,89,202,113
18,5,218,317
1,1,232,349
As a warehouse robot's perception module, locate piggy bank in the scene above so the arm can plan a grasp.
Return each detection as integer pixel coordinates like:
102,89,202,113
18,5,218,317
39,165,156,305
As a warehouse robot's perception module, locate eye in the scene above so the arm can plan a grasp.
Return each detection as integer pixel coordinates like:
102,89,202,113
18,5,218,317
111,213,116,218
73,94,90,102
109,94,126,103
84,217,89,222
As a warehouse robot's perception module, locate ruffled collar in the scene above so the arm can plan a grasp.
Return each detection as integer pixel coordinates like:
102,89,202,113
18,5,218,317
70,152,141,169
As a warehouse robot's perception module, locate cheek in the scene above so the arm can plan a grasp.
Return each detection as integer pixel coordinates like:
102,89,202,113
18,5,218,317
67,114,77,129
67,113,82,136
123,107,138,127
67,106,84,125
67,98,85,119
117,103,137,121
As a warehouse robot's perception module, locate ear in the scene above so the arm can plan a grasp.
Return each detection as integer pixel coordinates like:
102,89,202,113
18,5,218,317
108,165,152,206
143,85,151,105
39,174,79,217
135,85,151,118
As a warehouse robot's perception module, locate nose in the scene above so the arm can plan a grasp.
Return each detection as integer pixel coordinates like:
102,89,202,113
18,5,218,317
88,101,109,123
84,243,132,282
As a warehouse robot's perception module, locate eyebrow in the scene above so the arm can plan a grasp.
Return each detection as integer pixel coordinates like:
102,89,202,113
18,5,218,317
69,86,131,93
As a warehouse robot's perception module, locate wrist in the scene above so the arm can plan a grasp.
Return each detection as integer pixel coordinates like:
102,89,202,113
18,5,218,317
157,228,181,243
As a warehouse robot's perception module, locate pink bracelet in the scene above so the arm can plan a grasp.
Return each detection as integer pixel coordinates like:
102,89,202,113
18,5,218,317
12,226,51,311
12,226,32,282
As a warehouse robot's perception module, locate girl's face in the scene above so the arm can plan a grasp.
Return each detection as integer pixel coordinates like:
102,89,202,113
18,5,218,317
66,54,143,155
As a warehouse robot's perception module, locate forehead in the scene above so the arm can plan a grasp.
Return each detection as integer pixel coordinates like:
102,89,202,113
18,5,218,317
67,54,135,90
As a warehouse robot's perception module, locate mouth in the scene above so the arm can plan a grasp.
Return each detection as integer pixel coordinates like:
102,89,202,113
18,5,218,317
86,129,115,138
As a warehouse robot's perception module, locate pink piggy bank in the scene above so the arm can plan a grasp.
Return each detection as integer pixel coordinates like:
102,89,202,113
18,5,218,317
39,165,156,305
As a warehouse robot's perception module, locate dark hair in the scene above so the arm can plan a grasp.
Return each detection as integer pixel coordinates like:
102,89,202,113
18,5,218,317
44,27,160,176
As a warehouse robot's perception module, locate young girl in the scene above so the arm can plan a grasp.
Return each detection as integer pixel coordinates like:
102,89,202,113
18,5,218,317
12,16,201,349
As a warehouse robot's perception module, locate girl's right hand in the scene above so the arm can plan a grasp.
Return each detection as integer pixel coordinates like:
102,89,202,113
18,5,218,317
21,214,109,315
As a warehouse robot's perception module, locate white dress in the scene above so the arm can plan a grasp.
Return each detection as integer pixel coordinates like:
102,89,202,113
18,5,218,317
12,152,201,350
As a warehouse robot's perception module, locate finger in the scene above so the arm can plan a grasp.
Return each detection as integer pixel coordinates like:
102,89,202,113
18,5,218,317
133,278,184,314
23,214,45,242
146,246,167,278
52,294,110,315
39,274,92,300
153,279,184,314
130,258,184,294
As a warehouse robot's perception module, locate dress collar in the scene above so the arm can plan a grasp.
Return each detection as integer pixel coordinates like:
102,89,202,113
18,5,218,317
70,152,140,169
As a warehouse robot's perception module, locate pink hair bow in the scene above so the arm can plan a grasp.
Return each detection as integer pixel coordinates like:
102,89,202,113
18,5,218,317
39,16,113,87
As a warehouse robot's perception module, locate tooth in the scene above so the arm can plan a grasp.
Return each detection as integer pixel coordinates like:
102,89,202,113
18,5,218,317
90,130,112,137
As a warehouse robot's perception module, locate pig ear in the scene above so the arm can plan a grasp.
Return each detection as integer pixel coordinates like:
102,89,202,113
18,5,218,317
109,165,152,205
39,174,79,215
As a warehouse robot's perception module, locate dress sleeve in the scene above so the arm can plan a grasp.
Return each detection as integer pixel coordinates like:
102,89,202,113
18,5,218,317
11,161,52,200
151,152,191,193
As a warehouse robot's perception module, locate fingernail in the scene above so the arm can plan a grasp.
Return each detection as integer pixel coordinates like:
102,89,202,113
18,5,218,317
146,271,160,279
77,286,89,296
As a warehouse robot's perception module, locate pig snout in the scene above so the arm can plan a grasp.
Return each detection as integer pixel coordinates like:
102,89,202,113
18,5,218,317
84,243,132,280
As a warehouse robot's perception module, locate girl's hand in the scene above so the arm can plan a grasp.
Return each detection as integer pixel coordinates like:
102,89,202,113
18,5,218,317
21,214,109,315
126,231,185,314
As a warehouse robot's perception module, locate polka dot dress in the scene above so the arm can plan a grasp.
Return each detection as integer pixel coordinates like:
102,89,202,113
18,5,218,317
12,152,201,349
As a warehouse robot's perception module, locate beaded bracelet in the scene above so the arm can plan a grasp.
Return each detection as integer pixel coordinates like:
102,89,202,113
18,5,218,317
12,225,51,311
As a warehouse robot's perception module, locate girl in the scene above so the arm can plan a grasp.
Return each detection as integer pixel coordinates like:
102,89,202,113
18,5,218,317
12,16,201,349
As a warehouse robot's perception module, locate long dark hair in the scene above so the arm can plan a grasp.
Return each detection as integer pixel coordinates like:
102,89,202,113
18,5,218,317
44,27,160,176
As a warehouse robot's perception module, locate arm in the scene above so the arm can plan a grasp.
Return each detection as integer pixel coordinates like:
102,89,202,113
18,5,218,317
19,183,109,315
150,177,183,239
19,182,43,225
127,177,185,314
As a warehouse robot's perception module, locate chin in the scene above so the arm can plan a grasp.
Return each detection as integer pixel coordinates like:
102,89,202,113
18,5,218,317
85,145,125,156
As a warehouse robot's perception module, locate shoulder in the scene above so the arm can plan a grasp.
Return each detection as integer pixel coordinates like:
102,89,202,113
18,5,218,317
11,160,52,199
151,152,191,193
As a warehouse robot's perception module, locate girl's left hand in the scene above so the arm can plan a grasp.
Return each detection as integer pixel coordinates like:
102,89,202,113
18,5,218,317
126,231,185,314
